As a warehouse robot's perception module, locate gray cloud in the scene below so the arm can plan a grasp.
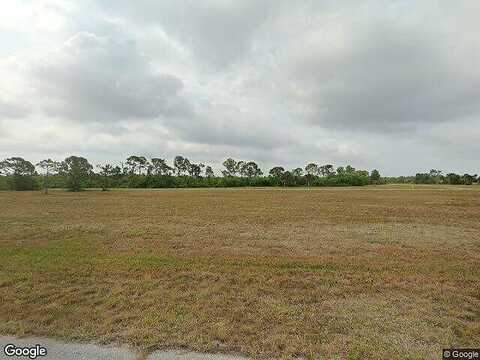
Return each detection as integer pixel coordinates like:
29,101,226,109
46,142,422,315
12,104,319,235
98,0,279,69
282,21,480,133
0,1,479,175
31,31,191,122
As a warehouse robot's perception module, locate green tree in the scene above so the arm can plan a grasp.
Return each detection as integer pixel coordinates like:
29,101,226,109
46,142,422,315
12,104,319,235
280,170,294,187
445,173,461,185
222,158,238,177
370,169,381,184
36,159,61,194
126,156,148,175
174,156,189,176
0,157,37,190
151,158,173,175
304,163,318,187
269,166,285,178
240,161,263,178
236,161,246,176
205,166,215,178
187,162,205,178
292,168,303,177
345,165,356,174
462,174,475,185
60,156,93,191
97,164,115,191
320,164,335,177
305,163,318,175
428,169,443,184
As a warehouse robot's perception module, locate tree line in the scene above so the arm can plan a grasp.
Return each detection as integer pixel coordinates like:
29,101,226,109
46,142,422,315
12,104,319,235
0,155,385,191
1,155,478,192
385,169,479,185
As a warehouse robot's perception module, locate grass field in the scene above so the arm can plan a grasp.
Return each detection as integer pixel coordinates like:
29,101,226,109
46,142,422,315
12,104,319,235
1,186,479,359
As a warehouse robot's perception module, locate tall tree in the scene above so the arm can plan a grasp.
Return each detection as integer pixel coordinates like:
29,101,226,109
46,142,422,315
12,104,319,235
174,156,189,176
445,173,462,185
269,166,285,178
205,166,215,178
240,161,263,178
151,158,173,176
292,168,303,177
305,163,318,187
236,161,246,176
222,158,238,177
345,165,356,174
36,159,61,194
187,162,205,178
0,157,36,176
0,157,37,190
305,163,319,176
280,170,293,187
126,156,148,175
462,174,475,185
60,156,93,191
97,164,115,191
370,169,381,184
320,164,335,177
429,169,443,184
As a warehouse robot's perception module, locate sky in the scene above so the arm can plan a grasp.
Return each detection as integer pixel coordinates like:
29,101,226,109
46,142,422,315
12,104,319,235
0,0,479,176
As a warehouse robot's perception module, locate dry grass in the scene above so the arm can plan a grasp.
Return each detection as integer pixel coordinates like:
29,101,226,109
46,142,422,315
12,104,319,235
0,186,479,359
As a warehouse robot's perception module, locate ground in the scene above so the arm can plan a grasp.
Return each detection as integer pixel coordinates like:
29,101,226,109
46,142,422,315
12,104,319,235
0,186,479,359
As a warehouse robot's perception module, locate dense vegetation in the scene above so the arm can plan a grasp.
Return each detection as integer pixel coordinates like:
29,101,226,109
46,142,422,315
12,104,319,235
0,155,478,191
385,169,479,185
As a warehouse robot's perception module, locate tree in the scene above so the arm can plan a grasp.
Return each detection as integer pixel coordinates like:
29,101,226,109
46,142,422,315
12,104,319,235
370,169,381,184
429,169,443,184
111,165,123,179
205,166,215,178
151,158,173,176
126,156,148,175
269,166,284,186
280,170,293,187
445,173,461,185
60,156,93,191
222,158,237,177
319,164,335,177
269,166,285,178
462,174,475,185
0,157,37,190
305,163,318,176
174,156,189,176
240,161,263,178
236,161,246,176
97,164,115,191
187,162,205,178
0,157,35,176
292,168,303,177
36,159,61,194
345,165,356,174
305,163,318,187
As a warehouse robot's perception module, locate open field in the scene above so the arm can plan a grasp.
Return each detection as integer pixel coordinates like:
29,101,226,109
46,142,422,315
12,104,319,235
1,186,479,359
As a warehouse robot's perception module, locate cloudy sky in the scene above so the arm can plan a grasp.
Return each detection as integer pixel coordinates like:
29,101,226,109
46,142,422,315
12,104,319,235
1,1,479,175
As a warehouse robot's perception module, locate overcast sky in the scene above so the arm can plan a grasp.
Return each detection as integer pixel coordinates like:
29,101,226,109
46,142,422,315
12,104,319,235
1,1,479,175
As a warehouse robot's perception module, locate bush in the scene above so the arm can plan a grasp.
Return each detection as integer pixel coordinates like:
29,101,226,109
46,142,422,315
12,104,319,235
7,175,39,191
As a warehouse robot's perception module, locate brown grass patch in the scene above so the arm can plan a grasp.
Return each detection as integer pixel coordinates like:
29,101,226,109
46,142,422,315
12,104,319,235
0,186,479,359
